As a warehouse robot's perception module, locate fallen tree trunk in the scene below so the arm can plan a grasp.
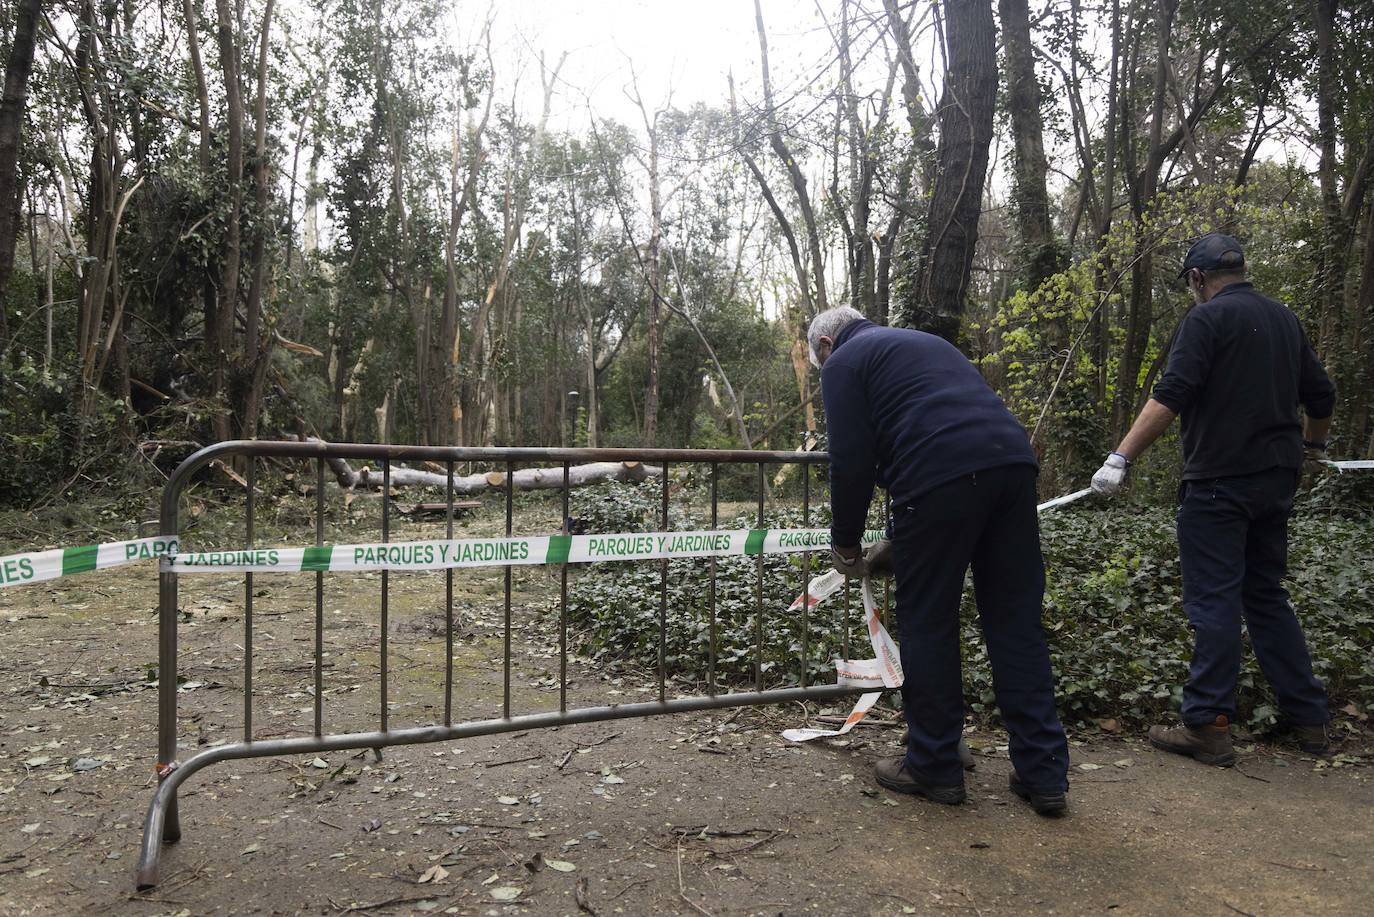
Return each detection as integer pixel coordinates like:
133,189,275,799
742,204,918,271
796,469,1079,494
325,455,664,494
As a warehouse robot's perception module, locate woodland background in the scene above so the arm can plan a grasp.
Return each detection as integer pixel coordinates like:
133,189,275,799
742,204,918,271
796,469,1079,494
0,0,1372,501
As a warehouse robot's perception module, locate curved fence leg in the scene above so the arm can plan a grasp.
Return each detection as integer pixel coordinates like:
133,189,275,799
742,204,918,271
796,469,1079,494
135,764,182,889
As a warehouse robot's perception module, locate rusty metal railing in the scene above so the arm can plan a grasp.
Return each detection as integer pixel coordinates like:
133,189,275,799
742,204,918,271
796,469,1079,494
135,441,865,889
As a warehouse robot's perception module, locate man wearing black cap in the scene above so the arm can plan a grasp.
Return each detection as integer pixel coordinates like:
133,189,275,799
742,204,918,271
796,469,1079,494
1091,232,1335,766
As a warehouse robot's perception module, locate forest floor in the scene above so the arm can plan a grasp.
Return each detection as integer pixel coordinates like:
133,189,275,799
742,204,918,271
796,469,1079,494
0,494,1370,917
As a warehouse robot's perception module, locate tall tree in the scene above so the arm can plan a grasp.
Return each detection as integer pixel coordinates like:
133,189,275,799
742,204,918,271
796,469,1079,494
895,0,998,344
998,0,1063,292
0,0,42,349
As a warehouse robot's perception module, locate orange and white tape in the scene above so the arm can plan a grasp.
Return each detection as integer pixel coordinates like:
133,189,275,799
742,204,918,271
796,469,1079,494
782,577,901,742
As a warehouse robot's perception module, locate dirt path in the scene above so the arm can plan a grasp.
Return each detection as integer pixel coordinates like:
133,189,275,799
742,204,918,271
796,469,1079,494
1,507,1370,916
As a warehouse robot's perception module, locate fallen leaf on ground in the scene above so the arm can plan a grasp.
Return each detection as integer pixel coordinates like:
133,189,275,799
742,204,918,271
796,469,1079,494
417,864,449,884
489,886,522,901
1078,763,1104,771
497,795,519,805
546,859,576,872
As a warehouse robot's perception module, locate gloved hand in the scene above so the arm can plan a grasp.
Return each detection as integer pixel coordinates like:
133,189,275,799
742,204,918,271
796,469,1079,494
863,538,893,578
1303,443,1330,475
830,546,869,579
1091,452,1130,497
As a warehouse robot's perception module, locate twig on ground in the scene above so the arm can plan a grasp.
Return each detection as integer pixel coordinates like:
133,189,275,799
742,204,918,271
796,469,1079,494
1234,763,1272,783
556,749,574,770
1264,860,1327,872
717,831,785,856
479,753,541,768
574,731,623,748
671,826,773,839
317,816,346,830
677,839,714,917
608,878,650,900
1220,902,1258,917
574,877,599,916
332,894,445,914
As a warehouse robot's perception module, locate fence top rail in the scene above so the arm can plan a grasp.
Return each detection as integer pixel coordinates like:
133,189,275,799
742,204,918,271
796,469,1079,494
160,440,831,531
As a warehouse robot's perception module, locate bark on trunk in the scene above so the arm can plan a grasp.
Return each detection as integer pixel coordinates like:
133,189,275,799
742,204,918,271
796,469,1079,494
900,0,998,345
0,0,42,349
998,0,1063,292
212,0,245,444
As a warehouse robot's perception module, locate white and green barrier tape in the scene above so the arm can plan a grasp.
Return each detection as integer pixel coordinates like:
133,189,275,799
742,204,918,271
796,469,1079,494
164,527,890,575
0,536,178,589
2,463,1366,590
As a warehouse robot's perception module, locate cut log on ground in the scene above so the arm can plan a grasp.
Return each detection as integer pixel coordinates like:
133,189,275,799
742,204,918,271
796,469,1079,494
403,501,483,517
326,455,663,494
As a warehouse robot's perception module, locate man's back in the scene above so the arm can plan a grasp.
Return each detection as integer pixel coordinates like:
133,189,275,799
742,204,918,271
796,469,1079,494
1152,282,1334,480
821,320,1036,544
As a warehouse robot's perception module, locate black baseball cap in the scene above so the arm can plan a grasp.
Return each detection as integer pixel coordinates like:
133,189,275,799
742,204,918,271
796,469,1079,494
1179,233,1245,277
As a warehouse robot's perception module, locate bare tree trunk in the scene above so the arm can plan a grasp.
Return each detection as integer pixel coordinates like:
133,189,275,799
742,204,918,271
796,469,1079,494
899,0,998,345
998,0,1063,292
0,0,42,349
754,0,828,314
643,122,662,446
1312,0,1345,358
212,0,245,443
1114,0,1175,438
239,0,277,441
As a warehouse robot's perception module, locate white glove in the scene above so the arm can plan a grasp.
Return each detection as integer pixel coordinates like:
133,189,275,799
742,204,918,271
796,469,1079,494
1091,452,1130,497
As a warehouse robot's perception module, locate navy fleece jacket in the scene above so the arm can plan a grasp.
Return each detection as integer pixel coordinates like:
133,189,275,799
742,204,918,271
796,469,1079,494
821,320,1037,547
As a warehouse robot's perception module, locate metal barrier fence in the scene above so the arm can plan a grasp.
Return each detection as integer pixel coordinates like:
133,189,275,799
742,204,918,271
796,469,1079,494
135,440,871,889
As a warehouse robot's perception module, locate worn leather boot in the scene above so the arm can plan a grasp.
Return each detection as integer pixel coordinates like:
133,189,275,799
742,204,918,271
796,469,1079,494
898,729,977,771
873,756,967,804
1148,715,1235,767
1292,723,1332,756
1009,771,1068,817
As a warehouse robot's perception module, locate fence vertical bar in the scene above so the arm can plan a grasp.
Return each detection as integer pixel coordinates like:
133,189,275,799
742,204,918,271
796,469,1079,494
755,462,764,692
314,458,325,736
708,463,718,696
244,458,255,743
154,463,183,848
801,462,810,688
503,460,513,719
882,492,891,631
560,461,570,714
842,579,851,662
381,459,390,733
658,462,669,703
445,459,454,726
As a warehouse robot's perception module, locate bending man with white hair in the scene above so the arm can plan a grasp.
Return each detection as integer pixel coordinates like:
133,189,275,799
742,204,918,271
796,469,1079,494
810,306,1070,815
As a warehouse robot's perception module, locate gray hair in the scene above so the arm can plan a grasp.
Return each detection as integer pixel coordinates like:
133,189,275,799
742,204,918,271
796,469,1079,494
807,306,866,368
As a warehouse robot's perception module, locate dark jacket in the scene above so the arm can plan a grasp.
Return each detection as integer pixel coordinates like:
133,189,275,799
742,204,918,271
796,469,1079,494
821,320,1037,547
1151,282,1335,480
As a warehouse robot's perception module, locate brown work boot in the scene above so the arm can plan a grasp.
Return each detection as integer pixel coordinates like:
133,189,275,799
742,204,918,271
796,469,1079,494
873,757,966,805
1148,715,1235,767
1292,723,1332,756
897,729,977,771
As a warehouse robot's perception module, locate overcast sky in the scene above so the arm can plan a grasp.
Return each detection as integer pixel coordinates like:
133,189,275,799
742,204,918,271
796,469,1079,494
484,0,869,133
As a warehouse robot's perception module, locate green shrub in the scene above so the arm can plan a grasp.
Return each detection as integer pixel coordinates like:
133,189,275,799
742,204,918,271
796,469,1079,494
560,482,1374,728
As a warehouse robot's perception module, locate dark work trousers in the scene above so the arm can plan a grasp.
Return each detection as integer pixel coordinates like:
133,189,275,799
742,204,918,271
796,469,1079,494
890,464,1070,792
1177,467,1329,727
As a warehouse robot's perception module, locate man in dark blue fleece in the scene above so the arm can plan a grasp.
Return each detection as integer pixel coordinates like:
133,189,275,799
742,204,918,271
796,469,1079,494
808,306,1070,815
1093,233,1335,766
